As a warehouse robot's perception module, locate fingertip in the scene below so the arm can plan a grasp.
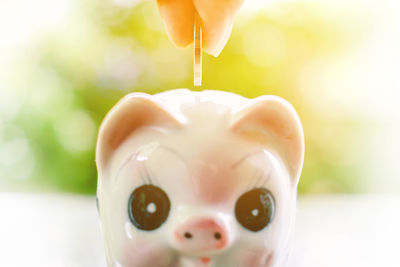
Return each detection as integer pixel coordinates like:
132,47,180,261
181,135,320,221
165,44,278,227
194,0,243,56
157,0,195,48
202,21,233,57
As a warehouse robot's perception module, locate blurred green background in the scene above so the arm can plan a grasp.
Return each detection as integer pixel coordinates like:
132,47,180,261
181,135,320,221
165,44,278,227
0,0,399,195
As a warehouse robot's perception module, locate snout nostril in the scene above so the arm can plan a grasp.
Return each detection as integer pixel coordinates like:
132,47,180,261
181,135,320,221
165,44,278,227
184,232,193,239
214,232,222,240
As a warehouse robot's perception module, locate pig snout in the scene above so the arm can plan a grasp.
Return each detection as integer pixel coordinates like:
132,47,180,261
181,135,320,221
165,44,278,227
173,218,229,253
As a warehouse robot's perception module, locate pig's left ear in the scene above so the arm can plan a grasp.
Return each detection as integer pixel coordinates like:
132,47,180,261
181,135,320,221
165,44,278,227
230,96,304,186
96,93,182,171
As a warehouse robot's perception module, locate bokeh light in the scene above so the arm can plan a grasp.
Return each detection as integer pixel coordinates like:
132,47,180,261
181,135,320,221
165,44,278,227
0,0,399,194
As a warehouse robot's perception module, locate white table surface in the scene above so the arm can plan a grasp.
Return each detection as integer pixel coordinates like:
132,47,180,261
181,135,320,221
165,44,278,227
0,193,398,267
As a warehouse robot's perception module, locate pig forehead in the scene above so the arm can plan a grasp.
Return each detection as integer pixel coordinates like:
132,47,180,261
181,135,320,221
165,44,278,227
162,134,258,169
167,127,251,157
146,144,274,204
152,129,274,180
187,149,255,170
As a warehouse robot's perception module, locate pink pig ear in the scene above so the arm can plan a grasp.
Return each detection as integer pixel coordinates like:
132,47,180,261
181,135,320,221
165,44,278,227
230,96,304,186
96,93,182,169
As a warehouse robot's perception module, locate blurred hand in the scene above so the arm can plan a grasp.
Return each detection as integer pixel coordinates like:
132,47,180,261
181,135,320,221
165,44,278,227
157,0,245,56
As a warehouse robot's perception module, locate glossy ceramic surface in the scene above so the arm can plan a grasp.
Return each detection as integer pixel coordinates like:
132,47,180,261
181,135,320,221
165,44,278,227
96,89,304,267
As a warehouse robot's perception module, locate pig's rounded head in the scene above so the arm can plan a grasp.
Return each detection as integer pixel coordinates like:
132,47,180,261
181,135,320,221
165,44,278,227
96,89,304,267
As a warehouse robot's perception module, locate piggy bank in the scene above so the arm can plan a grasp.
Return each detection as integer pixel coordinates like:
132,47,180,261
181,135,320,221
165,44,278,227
96,89,304,267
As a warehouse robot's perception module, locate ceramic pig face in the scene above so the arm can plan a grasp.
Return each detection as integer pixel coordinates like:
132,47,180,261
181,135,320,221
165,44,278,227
96,89,304,267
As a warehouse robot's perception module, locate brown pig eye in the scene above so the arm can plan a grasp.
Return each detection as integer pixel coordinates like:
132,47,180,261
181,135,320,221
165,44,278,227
128,185,170,231
235,188,275,232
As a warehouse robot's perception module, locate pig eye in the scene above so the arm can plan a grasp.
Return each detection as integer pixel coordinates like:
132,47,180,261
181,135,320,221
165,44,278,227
235,188,275,232
128,184,171,231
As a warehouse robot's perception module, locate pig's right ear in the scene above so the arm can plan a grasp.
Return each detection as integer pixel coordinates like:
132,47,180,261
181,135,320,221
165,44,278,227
230,96,304,186
96,93,181,170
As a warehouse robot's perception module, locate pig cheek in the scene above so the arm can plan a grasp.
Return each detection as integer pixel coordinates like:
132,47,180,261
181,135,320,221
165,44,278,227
121,240,176,267
242,250,274,267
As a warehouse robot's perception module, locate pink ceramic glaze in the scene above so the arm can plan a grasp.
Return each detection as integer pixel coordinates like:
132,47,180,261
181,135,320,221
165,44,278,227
96,89,304,267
